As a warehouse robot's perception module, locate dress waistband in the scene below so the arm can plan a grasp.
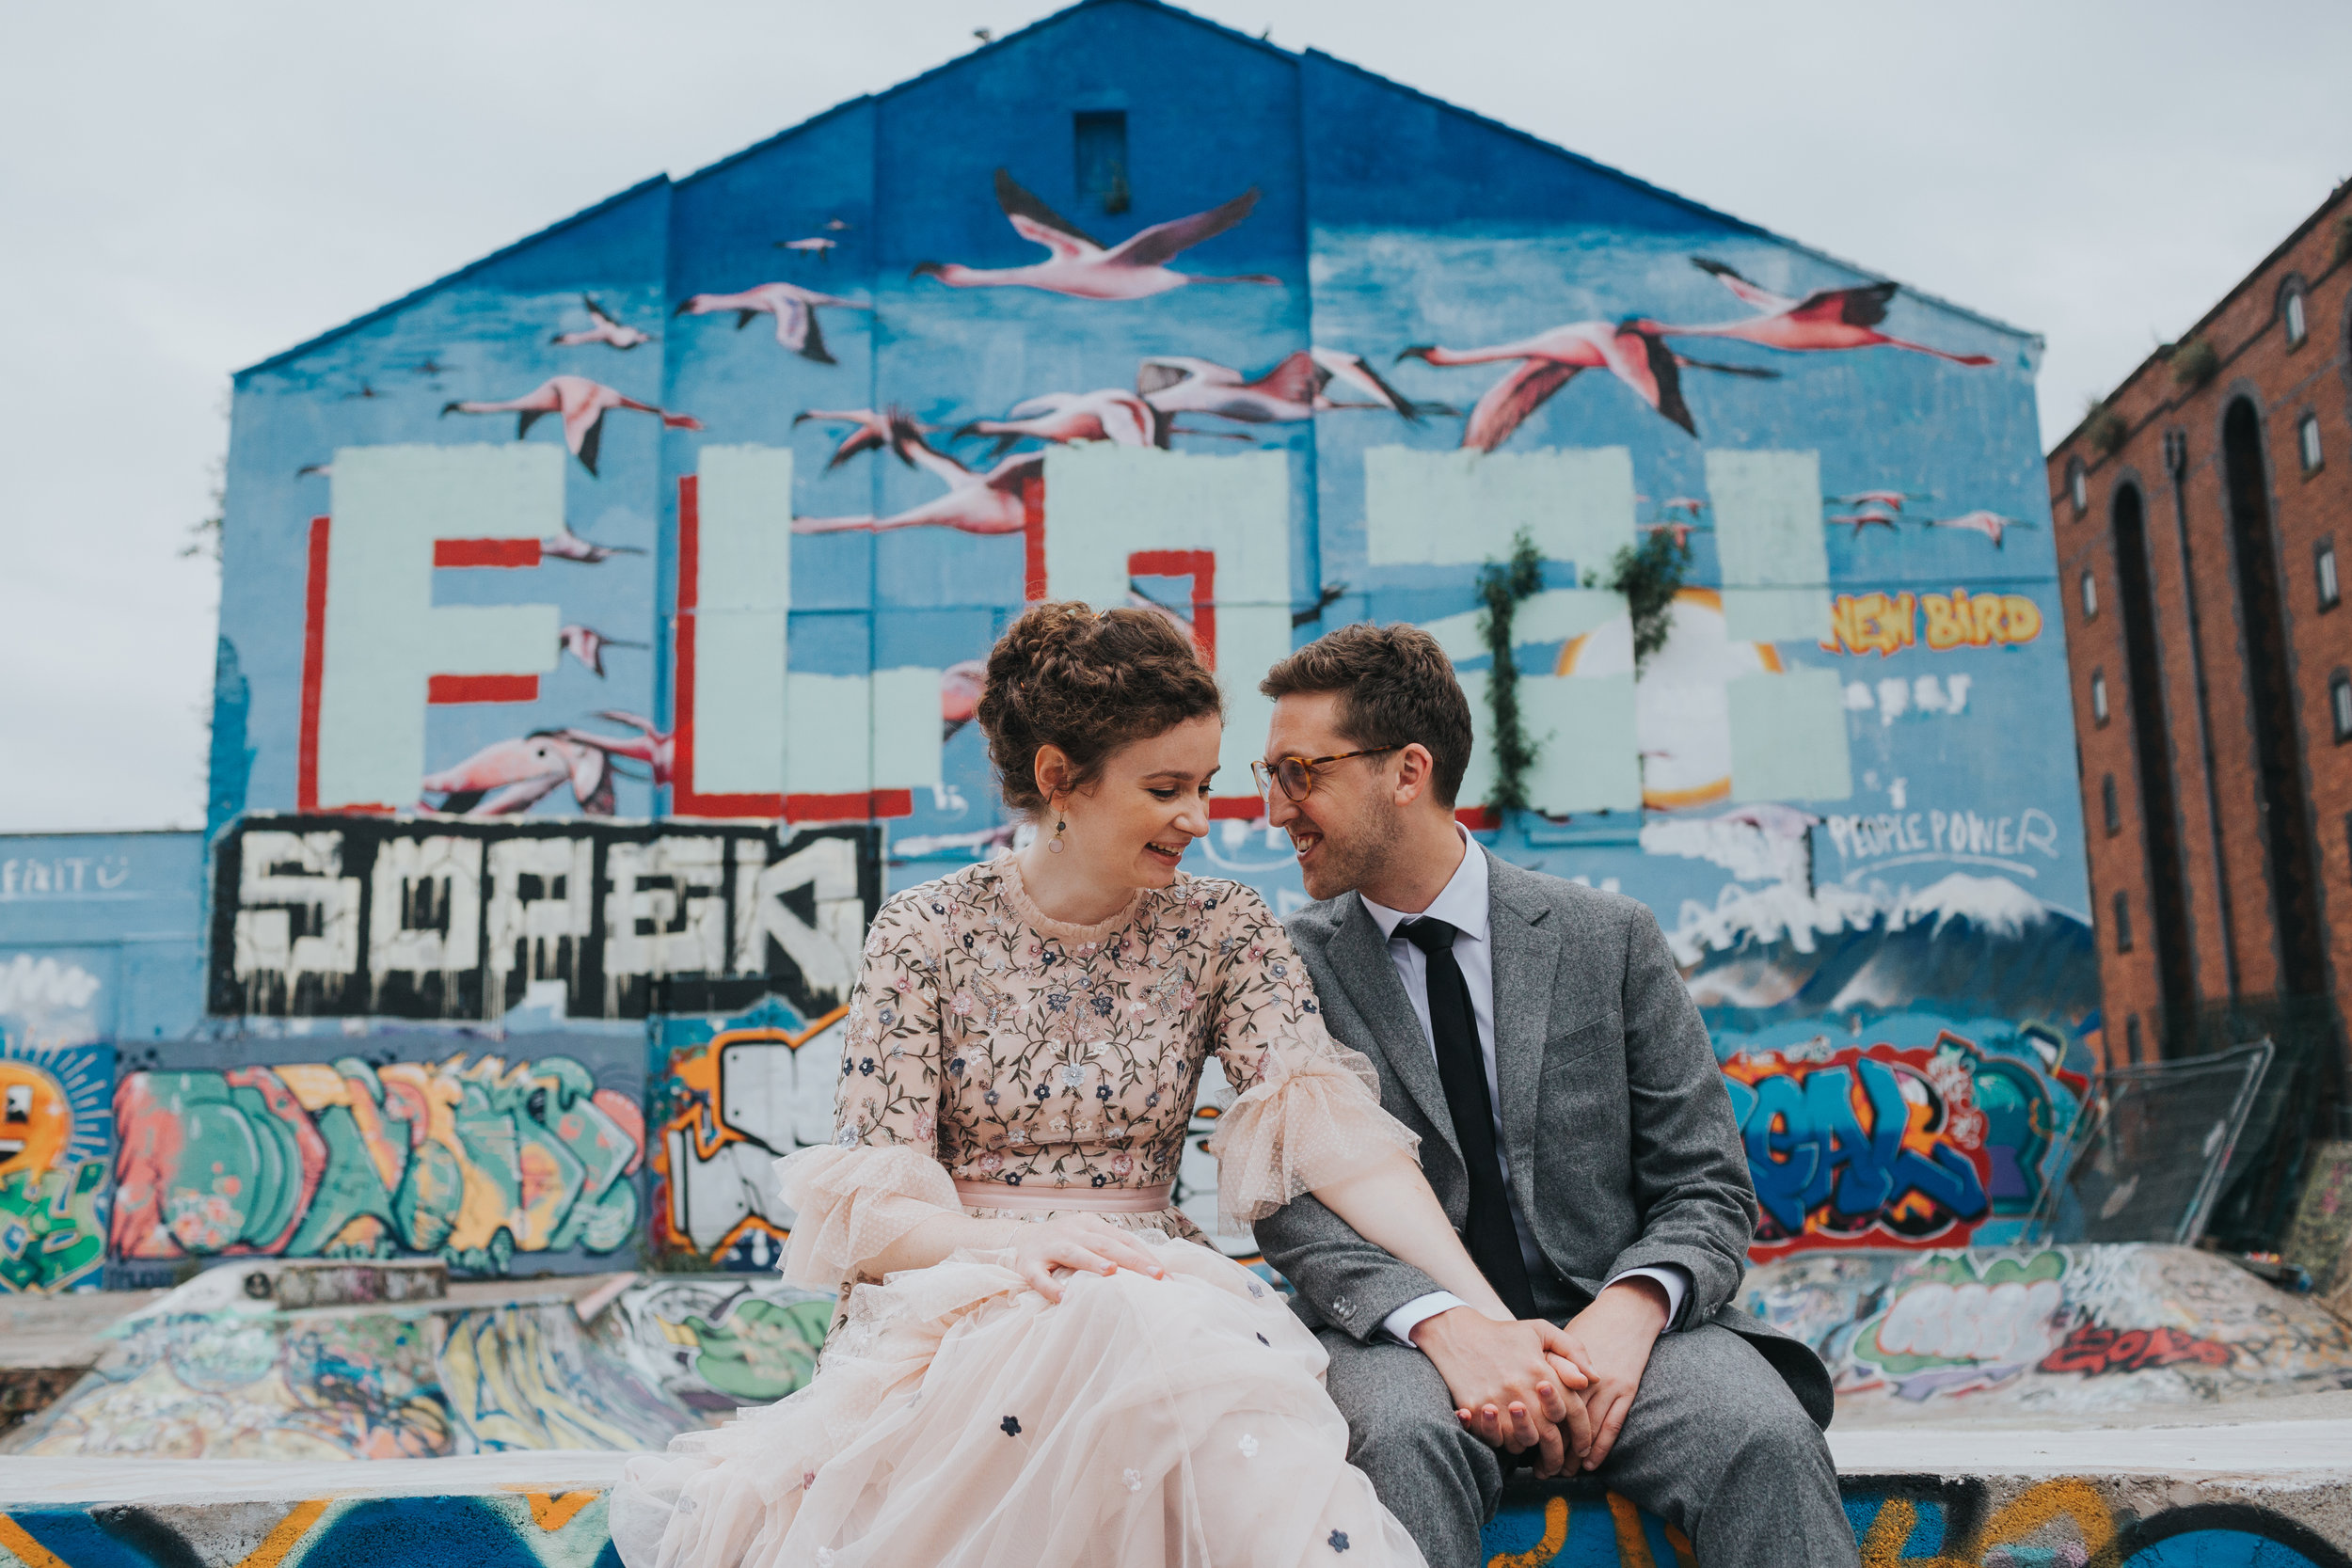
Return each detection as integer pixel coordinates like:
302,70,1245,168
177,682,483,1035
954,1180,1175,1214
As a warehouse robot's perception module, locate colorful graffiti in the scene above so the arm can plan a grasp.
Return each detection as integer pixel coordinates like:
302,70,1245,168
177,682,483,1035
651,1003,844,1268
110,1048,644,1278
1721,1033,2079,1257
0,1041,112,1293
1821,589,2044,657
592,1275,834,1410
6,1473,2346,1567
1741,1243,2352,1418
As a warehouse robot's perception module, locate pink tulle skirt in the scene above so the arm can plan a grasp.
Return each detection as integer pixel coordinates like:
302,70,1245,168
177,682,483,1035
610,1231,1424,1568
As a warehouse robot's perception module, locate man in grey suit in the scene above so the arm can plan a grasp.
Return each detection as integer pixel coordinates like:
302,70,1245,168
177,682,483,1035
1250,624,1852,1568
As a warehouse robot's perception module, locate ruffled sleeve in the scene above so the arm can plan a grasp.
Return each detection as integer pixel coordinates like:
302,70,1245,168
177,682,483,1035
1201,885,1419,1233
775,889,962,1291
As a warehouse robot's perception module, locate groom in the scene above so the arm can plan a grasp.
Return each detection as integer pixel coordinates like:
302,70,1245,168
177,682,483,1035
1251,624,1851,1568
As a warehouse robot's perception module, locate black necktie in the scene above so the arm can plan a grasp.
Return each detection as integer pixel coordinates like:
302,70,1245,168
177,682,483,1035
1398,917,1539,1321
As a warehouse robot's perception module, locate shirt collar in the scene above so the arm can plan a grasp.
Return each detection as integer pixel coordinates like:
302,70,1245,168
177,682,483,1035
1359,825,1490,944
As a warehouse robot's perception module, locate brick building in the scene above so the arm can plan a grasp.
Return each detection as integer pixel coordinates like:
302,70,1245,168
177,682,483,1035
2053,182,2352,1087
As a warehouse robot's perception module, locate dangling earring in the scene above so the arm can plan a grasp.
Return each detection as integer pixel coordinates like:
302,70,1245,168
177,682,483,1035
1047,803,1068,854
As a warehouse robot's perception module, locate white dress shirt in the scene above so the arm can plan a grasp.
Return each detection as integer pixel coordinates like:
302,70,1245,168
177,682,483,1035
1361,827,1690,1345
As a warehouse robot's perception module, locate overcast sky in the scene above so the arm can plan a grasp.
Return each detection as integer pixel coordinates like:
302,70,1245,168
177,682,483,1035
4,0,2347,834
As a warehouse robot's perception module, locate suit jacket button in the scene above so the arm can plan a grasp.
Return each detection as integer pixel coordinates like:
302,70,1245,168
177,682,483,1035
1334,1297,1353,1319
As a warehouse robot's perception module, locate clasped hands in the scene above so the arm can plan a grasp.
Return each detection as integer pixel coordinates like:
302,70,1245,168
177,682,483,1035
1412,1277,1670,1479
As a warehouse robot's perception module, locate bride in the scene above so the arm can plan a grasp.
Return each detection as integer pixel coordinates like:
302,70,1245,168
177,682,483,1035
613,602,1566,1568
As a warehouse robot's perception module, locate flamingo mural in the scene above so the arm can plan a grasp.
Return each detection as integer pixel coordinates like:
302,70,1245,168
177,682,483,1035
421,734,613,817
956,388,1165,454
792,412,1041,536
1649,259,1999,366
1136,349,1446,427
550,296,654,351
438,376,702,475
559,625,645,676
1396,322,1778,450
673,282,868,363
912,169,1279,299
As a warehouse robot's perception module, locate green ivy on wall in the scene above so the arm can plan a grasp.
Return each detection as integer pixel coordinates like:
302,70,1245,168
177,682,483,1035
1594,528,1692,672
1477,530,1544,814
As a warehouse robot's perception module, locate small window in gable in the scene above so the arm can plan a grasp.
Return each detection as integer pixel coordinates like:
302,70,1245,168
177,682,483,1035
2301,411,2324,472
2333,671,2352,742
2080,569,2099,619
2102,773,2120,834
2284,282,2309,348
2091,669,2109,725
2125,1014,2143,1065
2318,539,2339,610
1074,111,1130,215
2112,890,2134,953
2068,458,2089,516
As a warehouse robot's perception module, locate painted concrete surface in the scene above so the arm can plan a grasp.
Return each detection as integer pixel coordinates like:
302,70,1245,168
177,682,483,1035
1745,1243,2352,1426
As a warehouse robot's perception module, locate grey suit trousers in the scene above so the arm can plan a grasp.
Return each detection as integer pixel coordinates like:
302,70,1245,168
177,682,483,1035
1321,1321,1855,1568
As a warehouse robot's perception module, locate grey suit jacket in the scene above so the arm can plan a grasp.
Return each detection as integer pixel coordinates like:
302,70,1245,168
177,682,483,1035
1254,849,1833,1427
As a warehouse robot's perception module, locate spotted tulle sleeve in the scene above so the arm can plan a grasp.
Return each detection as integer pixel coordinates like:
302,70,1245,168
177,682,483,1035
1202,887,1419,1233
775,891,961,1291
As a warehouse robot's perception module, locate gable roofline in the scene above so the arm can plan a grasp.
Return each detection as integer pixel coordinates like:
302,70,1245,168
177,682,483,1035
1300,46,2040,349
234,174,671,380
239,0,2037,380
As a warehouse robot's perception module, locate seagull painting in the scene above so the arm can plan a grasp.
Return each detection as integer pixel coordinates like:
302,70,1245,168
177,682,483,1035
793,411,1041,536
1652,260,1998,366
559,624,646,675
674,282,867,363
1136,349,1448,426
957,388,1166,455
421,733,612,817
1397,322,1778,450
439,375,702,475
911,169,1279,300
551,296,654,351
1924,510,2034,547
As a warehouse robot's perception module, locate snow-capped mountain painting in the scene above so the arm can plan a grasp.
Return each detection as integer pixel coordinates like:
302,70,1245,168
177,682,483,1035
1673,872,2098,1033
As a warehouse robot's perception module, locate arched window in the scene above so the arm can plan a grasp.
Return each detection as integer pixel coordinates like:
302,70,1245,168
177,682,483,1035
2080,569,2099,618
2125,1015,2144,1065
2090,669,2109,724
2282,277,2310,348
2318,538,2339,610
2333,671,2352,742
2301,411,2324,472
2111,890,2134,952
2102,773,2120,833
2067,458,2090,516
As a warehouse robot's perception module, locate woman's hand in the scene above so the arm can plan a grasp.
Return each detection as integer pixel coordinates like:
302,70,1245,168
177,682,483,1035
1009,1214,1170,1302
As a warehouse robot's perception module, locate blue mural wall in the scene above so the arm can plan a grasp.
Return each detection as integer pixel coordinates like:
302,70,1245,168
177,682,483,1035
3,0,2092,1288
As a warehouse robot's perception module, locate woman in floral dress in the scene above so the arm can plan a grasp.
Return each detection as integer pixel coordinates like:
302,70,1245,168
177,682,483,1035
613,603,1547,1568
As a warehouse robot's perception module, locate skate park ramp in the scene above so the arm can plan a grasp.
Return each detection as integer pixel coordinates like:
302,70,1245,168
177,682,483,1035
1742,1242,2352,1425
3,1260,833,1460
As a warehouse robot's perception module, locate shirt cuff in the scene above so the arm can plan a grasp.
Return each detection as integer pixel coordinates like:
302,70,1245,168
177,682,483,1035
1605,1264,1691,1330
1379,1291,1468,1345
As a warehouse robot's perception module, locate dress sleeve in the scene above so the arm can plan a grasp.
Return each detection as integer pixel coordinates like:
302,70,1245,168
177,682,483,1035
1202,885,1419,1233
774,890,961,1291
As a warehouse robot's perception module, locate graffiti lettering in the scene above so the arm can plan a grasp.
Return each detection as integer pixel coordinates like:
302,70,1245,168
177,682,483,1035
1724,1044,1992,1255
208,816,880,1022
1819,590,2042,656
0,856,133,899
1824,806,2061,870
655,1017,844,1264
112,1052,645,1275
0,1045,112,1293
2037,1323,2233,1377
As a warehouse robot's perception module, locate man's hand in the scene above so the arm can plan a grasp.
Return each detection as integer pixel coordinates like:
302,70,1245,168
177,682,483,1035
1409,1308,1590,1479
1538,1278,1668,1472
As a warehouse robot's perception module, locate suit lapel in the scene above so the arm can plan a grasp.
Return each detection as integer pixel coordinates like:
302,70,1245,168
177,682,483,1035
1326,897,1462,1167
1485,852,1565,1187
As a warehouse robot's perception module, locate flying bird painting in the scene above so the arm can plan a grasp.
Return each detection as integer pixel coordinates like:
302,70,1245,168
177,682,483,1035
794,408,901,470
793,411,1041,536
1136,349,1449,426
1650,260,1998,366
941,660,986,740
673,282,868,363
1397,321,1778,451
439,375,702,475
912,169,1279,299
558,711,673,786
957,388,1166,454
559,624,646,675
1828,508,1901,538
1923,510,2034,547
543,524,646,564
421,733,612,817
551,296,654,351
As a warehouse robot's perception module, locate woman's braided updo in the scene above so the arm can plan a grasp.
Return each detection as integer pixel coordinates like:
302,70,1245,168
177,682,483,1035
977,601,1224,815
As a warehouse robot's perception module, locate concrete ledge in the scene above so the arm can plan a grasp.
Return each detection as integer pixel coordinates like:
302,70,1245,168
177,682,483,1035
5,1444,2351,1566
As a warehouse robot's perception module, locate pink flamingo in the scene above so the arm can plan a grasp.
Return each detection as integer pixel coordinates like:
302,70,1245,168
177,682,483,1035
1832,489,1928,510
558,624,645,676
1653,259,1997,366
912,169,1279,300
542,524,645,564
440,376,702,476
550,295,653,351
1828,509,1900,538
775,237,837,259
1137,348,1447,425
793,409,900,471
1642,521,1705,549
1398,322,1776,450
1924,510,2032,547
421,734,612,816
941,660,987,739
559,711,673,787
957,388,1165,455
673,282,867,363
793,413,1041,536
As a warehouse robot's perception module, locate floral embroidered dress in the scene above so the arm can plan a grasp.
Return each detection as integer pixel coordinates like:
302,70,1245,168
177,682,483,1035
612,857,1428,1568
